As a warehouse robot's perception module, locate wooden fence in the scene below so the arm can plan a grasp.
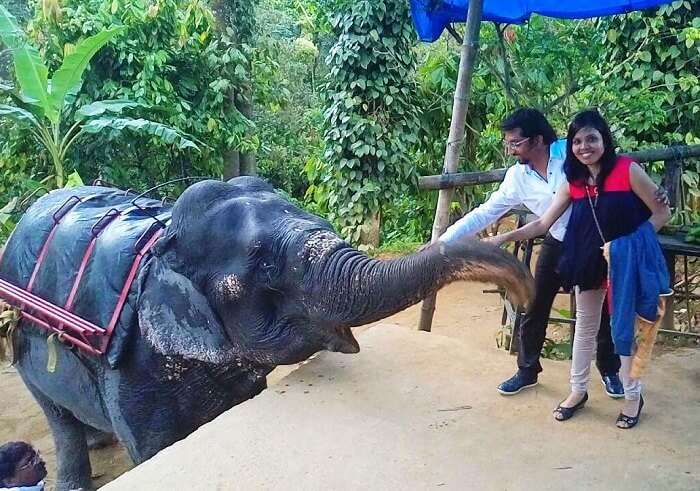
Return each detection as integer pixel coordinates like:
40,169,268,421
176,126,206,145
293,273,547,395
417,143,700,337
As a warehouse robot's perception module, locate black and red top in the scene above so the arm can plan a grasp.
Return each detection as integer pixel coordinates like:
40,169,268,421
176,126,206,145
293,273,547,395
559,156,651,291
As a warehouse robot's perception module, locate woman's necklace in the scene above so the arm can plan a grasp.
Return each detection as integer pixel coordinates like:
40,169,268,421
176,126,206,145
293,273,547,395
585,184,606,245
586,177,599,207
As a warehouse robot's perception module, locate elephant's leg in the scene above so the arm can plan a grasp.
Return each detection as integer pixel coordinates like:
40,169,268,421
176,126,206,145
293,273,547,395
24,381,93,491
108,412,182,465
85,425,118,450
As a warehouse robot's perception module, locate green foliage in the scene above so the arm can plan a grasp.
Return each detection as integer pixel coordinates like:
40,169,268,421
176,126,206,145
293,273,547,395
380,192,436,244
685,222,700,244
541,336,573,360
370,238,422,257
481,19,602,120
601,1,699,146
413,41,491,219
253,0,323,199
21,0,253,189
316,0,419,243
0,4,197,191
0,0,30,80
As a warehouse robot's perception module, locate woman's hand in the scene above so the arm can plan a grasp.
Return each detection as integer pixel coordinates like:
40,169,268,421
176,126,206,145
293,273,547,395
655,186,670,206
629,163,672,232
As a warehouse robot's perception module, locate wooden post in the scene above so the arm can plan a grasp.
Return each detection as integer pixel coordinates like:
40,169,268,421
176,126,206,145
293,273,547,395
660,157,682,332
418,0,484,332
661,158,682,213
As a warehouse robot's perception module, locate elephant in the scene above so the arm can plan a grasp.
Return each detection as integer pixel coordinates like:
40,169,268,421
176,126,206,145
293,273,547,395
0,176,533,490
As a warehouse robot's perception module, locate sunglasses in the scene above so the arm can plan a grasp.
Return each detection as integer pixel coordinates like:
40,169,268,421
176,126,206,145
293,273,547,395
502,137,530,150
17,451,42,471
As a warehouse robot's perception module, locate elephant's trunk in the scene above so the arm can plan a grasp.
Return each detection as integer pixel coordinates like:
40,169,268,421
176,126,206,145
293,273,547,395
303,231,533,333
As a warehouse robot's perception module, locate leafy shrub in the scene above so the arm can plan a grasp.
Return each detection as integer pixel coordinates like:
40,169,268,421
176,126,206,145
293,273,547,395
24,0,254,189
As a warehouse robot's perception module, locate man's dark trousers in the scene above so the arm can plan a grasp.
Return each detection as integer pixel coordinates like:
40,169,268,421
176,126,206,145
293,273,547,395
517,234,621,378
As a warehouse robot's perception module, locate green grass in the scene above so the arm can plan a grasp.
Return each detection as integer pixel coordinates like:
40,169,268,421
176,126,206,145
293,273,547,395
369,239,423,258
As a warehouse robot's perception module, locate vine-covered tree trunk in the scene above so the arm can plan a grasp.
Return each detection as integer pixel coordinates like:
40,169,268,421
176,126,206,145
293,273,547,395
322,0,419,245
211,0,257,177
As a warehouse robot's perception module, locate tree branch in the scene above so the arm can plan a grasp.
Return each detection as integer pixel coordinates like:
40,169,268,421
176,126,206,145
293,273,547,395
446,24,463,44
493,22,517,106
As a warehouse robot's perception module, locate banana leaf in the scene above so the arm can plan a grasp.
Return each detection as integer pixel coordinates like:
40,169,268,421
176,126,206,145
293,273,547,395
76,99,143,119
0,5,53,122
80,117,199,150
0,80,41,111
0,103,40,127
49,27,125,117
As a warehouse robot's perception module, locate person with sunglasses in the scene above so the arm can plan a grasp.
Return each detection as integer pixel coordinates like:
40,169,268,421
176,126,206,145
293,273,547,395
0,442,46,491
440,108,626,397
483,109,671,428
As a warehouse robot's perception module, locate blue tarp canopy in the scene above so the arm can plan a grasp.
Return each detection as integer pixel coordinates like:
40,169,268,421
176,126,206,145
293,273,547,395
410,0,674,42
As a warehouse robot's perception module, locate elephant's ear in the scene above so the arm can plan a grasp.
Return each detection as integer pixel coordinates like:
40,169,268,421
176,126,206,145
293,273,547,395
137,256,237,364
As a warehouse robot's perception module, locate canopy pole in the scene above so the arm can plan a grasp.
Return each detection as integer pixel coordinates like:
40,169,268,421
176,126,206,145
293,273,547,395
418,0,484,332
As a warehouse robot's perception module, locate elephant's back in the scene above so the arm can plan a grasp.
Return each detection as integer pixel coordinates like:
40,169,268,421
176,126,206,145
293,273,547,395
0,186,171,365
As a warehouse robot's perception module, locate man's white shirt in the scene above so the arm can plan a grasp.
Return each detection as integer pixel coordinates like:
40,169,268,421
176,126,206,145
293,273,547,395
440,139,571,243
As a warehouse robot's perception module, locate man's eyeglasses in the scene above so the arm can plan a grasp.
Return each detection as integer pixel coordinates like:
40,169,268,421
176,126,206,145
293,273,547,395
17,451,41,471
502,137,530,151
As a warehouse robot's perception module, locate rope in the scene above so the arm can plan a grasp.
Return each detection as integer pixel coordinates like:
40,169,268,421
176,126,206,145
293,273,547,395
0,300,20,365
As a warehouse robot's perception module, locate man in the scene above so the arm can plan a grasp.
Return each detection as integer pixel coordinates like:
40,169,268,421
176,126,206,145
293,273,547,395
0,442,47,491
440,108,625,397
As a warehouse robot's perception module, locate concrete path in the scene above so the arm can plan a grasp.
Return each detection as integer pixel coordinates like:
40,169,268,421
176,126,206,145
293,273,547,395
103,324,700,491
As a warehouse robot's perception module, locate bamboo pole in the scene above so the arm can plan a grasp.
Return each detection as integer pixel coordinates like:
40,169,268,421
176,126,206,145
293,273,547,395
418,0,484,332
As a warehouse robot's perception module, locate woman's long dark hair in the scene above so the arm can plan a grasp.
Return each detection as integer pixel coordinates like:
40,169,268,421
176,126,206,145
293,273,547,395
564,109,617,191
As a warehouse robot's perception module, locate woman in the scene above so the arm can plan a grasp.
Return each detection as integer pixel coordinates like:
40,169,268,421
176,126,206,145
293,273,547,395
487,109,671,428
0,442,47,490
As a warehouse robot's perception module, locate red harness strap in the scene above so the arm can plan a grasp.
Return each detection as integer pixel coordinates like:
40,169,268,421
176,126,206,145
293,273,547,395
64,208,121,311
100,225,164,353
27,196,82,292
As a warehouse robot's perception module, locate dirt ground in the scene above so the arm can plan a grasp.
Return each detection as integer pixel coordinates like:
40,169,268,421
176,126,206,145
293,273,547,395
0,280,696,489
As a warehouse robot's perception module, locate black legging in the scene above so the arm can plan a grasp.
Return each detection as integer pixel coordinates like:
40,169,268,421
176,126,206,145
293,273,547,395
517,234,621,377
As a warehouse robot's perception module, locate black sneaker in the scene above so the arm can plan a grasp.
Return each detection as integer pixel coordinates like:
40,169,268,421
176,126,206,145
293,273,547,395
497,371,538,396
601,373,625,399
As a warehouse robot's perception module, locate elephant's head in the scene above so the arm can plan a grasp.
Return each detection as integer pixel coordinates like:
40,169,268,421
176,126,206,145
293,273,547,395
138,177,533,366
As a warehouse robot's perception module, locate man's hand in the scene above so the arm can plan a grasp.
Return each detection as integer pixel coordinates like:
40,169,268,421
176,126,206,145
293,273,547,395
655,186,670,206
482,234,506,247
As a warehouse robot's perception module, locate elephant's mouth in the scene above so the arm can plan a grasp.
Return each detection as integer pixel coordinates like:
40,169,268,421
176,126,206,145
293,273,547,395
326,325,360,354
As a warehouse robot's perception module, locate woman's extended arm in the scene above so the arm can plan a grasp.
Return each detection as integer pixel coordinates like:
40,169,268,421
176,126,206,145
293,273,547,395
485,183,572,246
629,162,671,232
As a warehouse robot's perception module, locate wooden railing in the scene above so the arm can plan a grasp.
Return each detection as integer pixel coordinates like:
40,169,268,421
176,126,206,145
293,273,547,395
418,144,700,191
417,143,700,337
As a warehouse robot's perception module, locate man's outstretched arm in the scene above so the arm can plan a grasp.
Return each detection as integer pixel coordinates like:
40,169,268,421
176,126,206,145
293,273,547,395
439,169,522,243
